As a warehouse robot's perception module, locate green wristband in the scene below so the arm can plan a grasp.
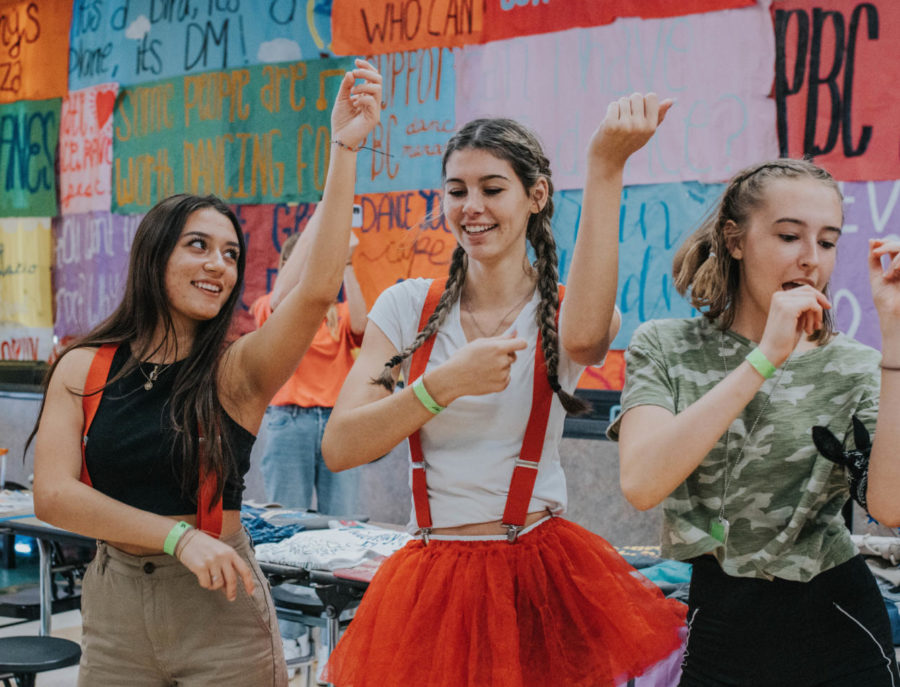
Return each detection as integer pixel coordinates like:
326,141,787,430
163,520,193,556
745,347,777,380
412,376,444,414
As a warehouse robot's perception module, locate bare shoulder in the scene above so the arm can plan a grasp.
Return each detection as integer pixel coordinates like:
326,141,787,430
49,346,100,395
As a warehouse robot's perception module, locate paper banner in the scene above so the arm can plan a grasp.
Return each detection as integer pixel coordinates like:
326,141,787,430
578,350,625,391
354,189,454,308
112,56,352,212
0,217,52,335
69,0,333,90
52,212,144,340
552,183,725,351
483,0,754,43
773,1,900,181
455,4,778,189
59,83,117,215
0,325,53,361
232,202,318,335
829,180,900,349
0,98,60,217
332,0,482,55
355,48,455,194
0,1,71,104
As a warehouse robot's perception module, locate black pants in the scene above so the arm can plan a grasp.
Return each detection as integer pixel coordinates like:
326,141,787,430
679,554,899,687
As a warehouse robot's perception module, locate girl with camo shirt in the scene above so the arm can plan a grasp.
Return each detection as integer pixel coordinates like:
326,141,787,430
609,158,900,686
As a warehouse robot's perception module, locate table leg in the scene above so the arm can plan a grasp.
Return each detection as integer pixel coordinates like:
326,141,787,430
38,538,52,636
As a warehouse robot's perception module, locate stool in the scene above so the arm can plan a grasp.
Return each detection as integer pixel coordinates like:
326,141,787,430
0,636,81,687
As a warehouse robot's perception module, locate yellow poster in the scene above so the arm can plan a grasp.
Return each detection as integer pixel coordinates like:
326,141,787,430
0,217,52,329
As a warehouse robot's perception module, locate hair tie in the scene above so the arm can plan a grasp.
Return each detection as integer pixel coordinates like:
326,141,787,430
548,375,562,393
388,355,403,368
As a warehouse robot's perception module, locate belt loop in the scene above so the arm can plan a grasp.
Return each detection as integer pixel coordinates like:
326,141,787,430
504,524,522,544
95,540,109,573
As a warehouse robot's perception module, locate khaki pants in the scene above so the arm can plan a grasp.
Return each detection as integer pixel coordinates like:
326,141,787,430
78,529,288,687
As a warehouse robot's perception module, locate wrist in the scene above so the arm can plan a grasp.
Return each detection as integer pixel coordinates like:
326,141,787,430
419,369,455,408
745,347,778,380
332,138,360,154
163,521,193,557
411,375,445,414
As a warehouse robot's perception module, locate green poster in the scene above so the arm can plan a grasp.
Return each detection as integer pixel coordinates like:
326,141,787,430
113,56,354,212
0,99,60,217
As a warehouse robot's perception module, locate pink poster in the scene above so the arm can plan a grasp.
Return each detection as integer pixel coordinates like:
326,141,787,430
454,4,778,188
59,83,117,215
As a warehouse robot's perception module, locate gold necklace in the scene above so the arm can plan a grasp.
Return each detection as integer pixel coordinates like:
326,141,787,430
139,362,168,391
462,287,535,339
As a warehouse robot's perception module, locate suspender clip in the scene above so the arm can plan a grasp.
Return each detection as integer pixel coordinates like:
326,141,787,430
504,524,522,544
419,527,432,545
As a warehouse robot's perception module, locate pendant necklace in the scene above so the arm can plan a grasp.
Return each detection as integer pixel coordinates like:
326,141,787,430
139,362,168,391
714,332,791,544
462,287,535,339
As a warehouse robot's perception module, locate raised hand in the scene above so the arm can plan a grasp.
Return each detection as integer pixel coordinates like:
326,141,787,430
758,285,831,367
588,92,673,171
869,239,900,335
175,529,256,601
331,58,382,150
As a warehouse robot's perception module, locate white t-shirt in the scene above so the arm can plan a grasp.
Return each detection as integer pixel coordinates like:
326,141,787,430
368,278,584,530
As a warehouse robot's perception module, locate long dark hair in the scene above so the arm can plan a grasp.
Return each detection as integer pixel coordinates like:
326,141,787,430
28,194,247,507
373,118,589,415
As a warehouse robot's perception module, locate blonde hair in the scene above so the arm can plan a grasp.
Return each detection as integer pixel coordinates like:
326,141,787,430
672,158,842,343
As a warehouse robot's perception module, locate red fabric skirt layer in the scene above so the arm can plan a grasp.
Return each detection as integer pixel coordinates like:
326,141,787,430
323,517,686,687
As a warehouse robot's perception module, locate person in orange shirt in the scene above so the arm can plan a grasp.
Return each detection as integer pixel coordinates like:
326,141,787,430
250,230,366,515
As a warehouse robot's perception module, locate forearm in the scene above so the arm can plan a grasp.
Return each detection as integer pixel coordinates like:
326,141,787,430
866,331,900,524
34,477,179,550
343,264,368,335
620,362,765,509
560,162,622,364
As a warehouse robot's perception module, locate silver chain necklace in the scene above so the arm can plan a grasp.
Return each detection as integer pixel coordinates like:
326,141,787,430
714,332,791,543
462,287,534,339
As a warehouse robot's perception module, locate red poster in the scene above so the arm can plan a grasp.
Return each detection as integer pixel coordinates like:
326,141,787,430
332,0,483,55
483,0,754,42
773,0,900,180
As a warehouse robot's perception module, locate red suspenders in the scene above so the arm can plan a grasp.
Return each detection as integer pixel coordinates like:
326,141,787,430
80,344,224,537
407,280,563,543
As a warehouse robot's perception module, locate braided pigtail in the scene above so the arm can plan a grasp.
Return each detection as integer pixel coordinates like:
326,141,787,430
372,245,468,391
530,206,591,416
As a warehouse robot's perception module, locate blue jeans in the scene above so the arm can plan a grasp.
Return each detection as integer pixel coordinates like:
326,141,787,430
260,405,358,515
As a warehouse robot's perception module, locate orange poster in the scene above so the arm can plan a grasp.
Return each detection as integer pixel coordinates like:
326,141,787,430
0,0,71,103
354,189,454,308
332,0,483,55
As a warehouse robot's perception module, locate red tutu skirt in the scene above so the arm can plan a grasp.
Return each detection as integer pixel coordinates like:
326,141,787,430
323,517,686,687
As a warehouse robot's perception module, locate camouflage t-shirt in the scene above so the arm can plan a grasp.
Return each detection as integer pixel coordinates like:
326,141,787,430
608,317,881,582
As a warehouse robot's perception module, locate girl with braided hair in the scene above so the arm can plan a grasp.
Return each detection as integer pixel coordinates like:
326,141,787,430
320,94,685,686
610,158,900,685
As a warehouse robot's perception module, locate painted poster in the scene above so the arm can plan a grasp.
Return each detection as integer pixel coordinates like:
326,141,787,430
354,188,454,308
69,0,333,90
355,48,455,194
53,212,144,340
773,1,900,180
455,4,778,189
483,0,755,43
0,98,59,217
0,0,71,103
232,202,317,335
0,217,53,359
830,180,900,349
59,83,117,215
331,0,482,54
112,56,352,212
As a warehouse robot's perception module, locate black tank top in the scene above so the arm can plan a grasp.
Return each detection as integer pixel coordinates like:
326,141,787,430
84,346,254,514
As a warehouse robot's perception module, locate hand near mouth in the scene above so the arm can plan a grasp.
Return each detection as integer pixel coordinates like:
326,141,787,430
758,285,832,367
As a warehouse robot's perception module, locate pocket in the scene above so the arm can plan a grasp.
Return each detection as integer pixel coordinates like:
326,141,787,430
266,409,291,430
234,557,276,635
